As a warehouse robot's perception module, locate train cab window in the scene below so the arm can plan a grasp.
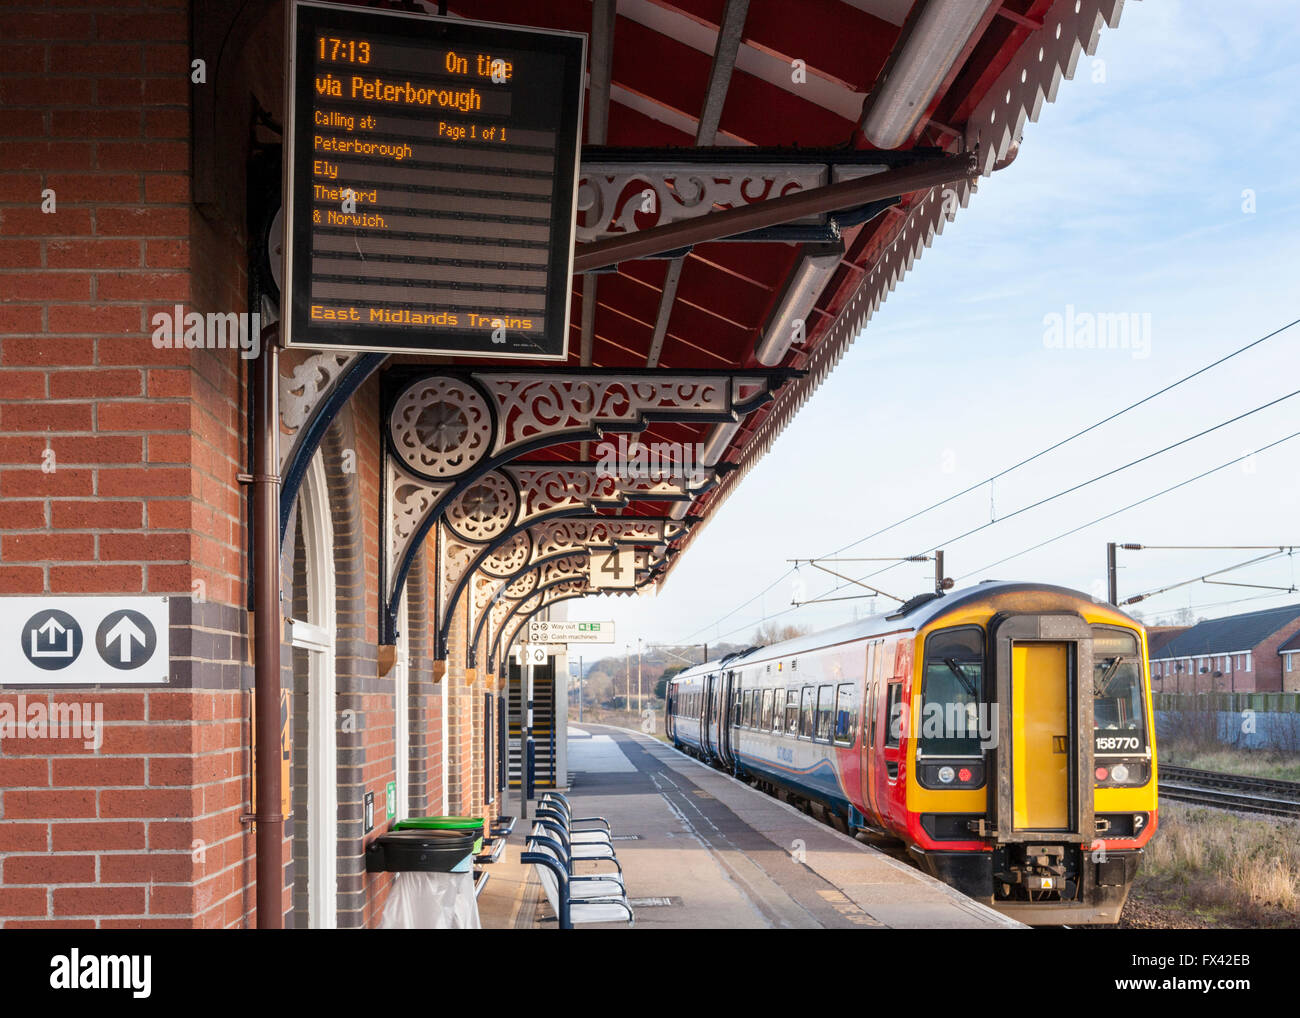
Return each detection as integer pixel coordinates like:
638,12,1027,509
1093,628,1148,754
833,683,856,746
884,683,903,749
919,627,984,757
798,686,815,738
815,685,834,742
760,689,774,730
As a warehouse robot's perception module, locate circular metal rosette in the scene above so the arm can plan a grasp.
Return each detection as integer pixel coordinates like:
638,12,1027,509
445,471,517,543
391,376,494,479
504,568,538,601
482,530,531,579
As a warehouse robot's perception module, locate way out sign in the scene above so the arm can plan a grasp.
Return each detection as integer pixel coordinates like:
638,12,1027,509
1,597,170,685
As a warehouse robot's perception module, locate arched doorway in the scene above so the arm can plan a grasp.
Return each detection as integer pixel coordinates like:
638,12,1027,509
288,453,338,929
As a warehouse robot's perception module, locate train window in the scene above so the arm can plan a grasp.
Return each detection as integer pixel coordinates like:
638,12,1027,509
884,683,903,748
833,683,856,745
1092,627,1148,754
867,675,878,748
760,689,774,730
771,691,784,733
919,627,984,757
815,685,834,742
785,689,800,734
799,686,815,738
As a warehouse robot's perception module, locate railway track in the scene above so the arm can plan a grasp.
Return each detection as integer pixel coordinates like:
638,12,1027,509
1158,764,1300,818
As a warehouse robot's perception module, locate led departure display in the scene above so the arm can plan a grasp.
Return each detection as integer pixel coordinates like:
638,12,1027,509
283,1,584,358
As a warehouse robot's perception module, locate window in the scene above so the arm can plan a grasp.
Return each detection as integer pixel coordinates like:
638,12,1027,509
1288,654,1294,673
833,683,856,745
742,689,753,727
1246,652,1253,672
732,687,742,726
868,675,878,748
760,688,774,730
784,689,799,734
1093,627,1148,754
799,686,815,738
772,691,784,732
884,683,903,749
919,627,984,757
815,685,834,742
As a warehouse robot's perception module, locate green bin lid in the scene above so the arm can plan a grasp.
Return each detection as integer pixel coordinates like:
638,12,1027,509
394,815,484,831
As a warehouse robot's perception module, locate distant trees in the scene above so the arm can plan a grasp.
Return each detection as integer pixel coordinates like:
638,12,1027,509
751,621,812,646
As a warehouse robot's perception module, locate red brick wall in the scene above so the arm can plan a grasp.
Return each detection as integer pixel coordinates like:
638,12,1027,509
0,0,260,929
0,0,463,930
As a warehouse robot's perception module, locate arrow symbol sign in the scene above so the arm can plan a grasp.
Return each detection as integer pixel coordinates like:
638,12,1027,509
38,616,66,640
104,616,147,664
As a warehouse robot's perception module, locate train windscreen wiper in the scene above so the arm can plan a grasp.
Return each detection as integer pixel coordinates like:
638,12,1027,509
1095,655,1126,697
944,657,978,696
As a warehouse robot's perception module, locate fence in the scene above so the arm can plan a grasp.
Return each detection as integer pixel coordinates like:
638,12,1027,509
1153,693,1300,752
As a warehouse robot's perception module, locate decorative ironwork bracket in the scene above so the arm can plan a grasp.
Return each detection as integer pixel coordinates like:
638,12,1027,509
577,146,933,247
381,366,797,645
467,515,687,666
433,467,698,660
278,349,386,542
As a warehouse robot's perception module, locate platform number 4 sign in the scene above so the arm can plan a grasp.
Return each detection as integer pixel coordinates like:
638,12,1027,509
589,548,635,589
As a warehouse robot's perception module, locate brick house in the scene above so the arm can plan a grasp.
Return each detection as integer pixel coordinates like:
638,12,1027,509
1149,603,1300,694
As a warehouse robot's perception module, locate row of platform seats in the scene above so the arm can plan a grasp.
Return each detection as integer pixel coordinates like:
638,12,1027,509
523,793,635,929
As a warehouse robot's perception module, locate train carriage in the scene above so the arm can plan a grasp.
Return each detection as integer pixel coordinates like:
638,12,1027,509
665,580,1158,925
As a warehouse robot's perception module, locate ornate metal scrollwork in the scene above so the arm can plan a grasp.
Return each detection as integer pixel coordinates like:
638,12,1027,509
576,162,881,244
467,516,683,665
381,367,796,646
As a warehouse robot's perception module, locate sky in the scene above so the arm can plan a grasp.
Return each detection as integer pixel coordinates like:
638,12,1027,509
561,0,1300,654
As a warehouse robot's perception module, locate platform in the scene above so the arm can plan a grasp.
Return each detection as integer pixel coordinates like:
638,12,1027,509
477,724,1023,929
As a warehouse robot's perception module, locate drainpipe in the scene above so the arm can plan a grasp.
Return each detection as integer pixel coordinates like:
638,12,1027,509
253,324,284,929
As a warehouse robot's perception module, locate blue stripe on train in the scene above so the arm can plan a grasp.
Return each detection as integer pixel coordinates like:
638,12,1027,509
734,751,850,813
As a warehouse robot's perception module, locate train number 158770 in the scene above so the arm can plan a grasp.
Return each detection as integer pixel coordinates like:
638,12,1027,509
1095,735,1142,752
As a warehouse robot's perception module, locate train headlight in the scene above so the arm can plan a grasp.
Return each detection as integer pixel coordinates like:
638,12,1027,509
937,766,955,784
1095,766,1108,781
1111,763,1130,784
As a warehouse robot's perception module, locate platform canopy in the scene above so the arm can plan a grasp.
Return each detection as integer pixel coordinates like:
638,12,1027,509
273,0,1126,663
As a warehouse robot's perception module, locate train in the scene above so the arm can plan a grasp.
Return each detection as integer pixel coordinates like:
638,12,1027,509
665,580,1158,925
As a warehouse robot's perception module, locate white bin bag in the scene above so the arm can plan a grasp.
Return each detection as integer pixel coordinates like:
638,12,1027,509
380,870,481,929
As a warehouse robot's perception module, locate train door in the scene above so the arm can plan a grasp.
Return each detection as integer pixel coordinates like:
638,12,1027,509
718,669,736,771
665,683,676,742
878,640,904,788
991,614,1094,842
702,672,717,760
860,640,879,822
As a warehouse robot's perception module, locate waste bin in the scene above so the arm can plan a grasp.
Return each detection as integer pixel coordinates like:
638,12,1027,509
367,828,482,929
393,815,485,856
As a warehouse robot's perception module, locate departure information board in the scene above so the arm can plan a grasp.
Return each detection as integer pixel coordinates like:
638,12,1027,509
283,1,584,359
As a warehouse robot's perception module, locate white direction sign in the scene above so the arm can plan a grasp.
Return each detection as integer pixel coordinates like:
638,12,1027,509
528,620,614,644
3,597,170,685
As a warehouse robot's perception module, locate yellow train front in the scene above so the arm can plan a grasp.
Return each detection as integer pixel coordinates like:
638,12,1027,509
666,580,1159,925
896,581,1158,925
